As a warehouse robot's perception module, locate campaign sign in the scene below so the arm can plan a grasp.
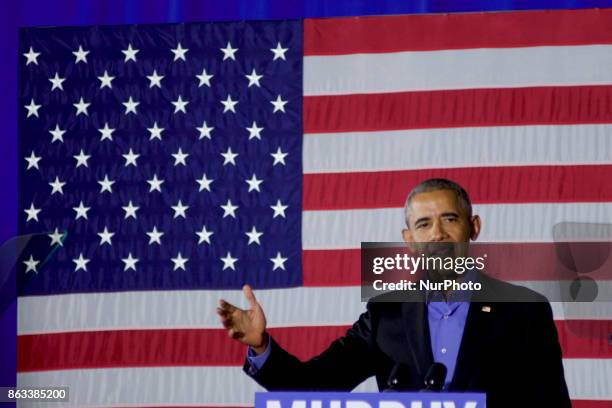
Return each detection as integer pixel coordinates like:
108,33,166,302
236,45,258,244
255,392,487,408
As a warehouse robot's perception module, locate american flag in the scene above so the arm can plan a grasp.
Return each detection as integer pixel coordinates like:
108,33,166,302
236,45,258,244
17,9,612,407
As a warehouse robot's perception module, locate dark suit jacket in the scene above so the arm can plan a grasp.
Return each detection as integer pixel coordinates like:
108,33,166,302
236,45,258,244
244,272,571,408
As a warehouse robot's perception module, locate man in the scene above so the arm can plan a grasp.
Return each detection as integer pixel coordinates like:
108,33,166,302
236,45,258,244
217,178,571,407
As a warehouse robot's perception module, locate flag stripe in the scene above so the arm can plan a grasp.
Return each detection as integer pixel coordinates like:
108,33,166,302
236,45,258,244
17,287,612,335
303,165,612,211
303,86,612,134
303,124,612,174
303,45,612,96
304,9,612,55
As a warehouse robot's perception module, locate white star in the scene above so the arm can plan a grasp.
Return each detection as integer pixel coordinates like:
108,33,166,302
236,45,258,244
220,199,238,218
220,94,238,113
98,122,115,141
246,121,263,140
147,69,164,88
172,147,189,166
220,42,238,61
48,228,64,246
98,175,115,193
245,226,263,245
49,176,66,195
270,42,289,61
171,200,189,219
122,148,140,167
171,42,189,61
271,146,288,166
49,72,66,91
271,95,288,113
25,151,41,170
23,47,40,65
73,97,90,116
270,252,288,271
171,95,189,114
122,200,139,219
245,68,263,87
171,252,188,271
73,200,90,220
73,149,91,168
147,122,164,140
196,173,213,192
221,146,238,166
122,96,139,115
24,99,41,118
24,203,41,222
245,174,263,192
221,251,238,271
196,225,213,245
122,253,139,272
271,199,288,218
146,226,164,245
49,124,66,143
121,43,139,62
147,174,164,192
97,226,114,246
196,68,213,87
197,121,214,140
97,70,115,89
73,253,90,272
73,45,90,63
23,255,40,274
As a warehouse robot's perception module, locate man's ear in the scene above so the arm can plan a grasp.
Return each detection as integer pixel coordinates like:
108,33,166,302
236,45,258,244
469,215,481,241
402,228,417,252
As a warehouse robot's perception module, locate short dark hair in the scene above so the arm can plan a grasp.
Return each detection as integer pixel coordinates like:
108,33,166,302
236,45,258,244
404,178,472,225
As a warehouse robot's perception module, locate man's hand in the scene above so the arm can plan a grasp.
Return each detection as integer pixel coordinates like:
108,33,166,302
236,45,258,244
217,284,268,354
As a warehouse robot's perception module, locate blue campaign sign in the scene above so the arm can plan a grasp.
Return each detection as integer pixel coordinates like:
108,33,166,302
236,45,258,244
255,392,487,408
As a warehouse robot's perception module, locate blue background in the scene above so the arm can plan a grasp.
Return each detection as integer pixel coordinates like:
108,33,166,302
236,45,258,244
3,0,612,392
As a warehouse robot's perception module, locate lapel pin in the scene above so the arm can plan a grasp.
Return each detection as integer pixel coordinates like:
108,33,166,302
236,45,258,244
481,306,491,313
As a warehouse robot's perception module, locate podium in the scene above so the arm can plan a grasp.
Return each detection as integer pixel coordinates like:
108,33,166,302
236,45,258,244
256,392,487,408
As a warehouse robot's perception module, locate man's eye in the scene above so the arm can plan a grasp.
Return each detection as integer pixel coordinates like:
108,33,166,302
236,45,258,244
444,217,457,223
416,223,427,229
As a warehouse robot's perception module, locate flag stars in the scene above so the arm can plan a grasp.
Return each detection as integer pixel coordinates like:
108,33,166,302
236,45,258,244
271,95,288,113
270,42,289,61
171,42,189,61
73,201,90,220
147,122,164,140
196,173,213,192
49,176,66,195
24,99,41,118
220,94,238,113
122,148,140,167
196,225,213,245
220,42,238,61
73,45,90,63
73,253,90,272
171,253,188,271
48,228,64,246
73,149,91,168
97,70,115,89
147,174,164,192
246,226,263,245
271,199,288,218
172,95,189,114
23,47,40,65
97,227,114,246
98,123,115,142
221,199,238,218
122,43,139,62
98,175,115,193
172,200,189,219
49,124,66,143
221,252,238,270
221,147,238,166
122,253,139,272
245,174,263,192
25,151,41,170
73,97,90,116
24,203,41,222
197,121,214,140
23,255,40,274
196,68,213,87
246,121,263,140
123,96,139,115
270,252,288,271
147,226,164,245
271,147,288,166
172,147,189,166
245,68,263,87
122,200,139,219
49,72,66,91
147,69,164,88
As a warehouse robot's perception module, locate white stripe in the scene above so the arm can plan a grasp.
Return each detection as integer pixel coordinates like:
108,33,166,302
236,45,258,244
16,360,612,406
303,124,612,174
303,203,612,249
18,286,612,335
303,45,612,95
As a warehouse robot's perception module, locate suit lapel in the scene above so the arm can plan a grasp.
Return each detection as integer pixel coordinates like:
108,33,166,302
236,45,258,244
401,298,434,380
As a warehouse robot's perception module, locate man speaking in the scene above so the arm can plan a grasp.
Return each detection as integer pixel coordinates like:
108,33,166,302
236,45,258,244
216,179,571,407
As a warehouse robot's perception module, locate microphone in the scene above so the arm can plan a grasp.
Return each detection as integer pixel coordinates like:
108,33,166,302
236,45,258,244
383,363,403,392
422,363,447,391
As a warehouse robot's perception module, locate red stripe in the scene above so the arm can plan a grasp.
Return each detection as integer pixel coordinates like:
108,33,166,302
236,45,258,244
572,401,612,408
303,165,612,211
16,321,611,372
303,244,612,287
304,9,612,55
303,86,612,134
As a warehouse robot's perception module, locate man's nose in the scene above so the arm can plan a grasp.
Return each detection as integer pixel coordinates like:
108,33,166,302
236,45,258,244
430,221,448,241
